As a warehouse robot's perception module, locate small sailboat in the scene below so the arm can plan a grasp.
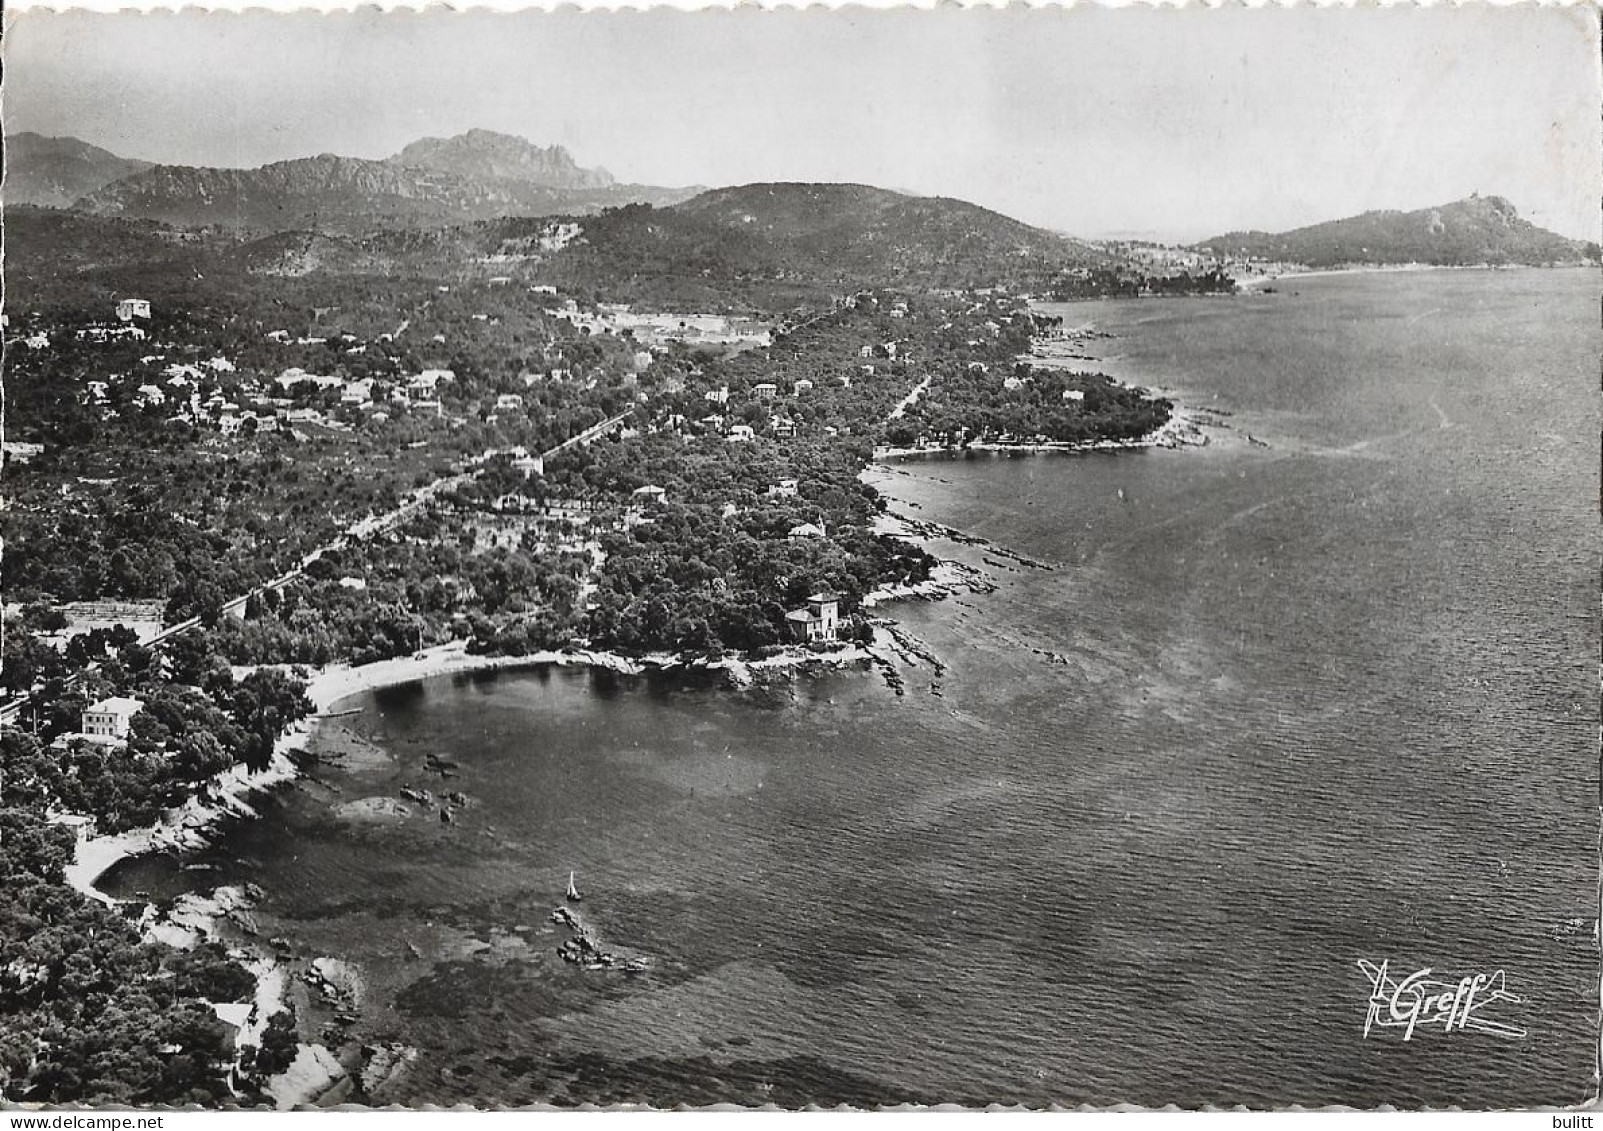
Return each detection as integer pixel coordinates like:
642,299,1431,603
566,871,583,903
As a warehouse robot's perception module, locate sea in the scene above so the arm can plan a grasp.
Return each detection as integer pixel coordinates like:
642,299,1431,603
105,268,1601,1108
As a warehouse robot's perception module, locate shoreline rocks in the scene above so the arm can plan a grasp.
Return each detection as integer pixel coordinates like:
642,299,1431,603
550,905,648,973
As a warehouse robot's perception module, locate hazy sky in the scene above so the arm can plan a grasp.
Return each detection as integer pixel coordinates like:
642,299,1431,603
5,5,1598,242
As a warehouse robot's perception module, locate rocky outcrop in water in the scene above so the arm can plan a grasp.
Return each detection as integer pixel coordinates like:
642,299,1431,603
550,905,648,972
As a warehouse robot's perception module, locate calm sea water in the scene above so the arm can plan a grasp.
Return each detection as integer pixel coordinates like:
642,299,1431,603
108,269,1600,1108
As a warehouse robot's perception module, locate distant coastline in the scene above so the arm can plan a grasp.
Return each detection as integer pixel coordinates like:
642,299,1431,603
1233,260,1593,290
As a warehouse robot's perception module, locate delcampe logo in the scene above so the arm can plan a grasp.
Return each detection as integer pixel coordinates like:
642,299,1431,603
1358,959,1526,1041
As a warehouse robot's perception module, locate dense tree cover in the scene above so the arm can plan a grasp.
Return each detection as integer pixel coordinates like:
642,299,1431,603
892,364,1172,448
0,734,244,1106
5,643,310,834
0,637,305,1102
1046,267,1237,300
587,505,917,654
206,533,591,666
537,189,1110,308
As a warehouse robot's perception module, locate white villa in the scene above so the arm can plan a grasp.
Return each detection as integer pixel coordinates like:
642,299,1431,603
785,593,840,643
82,696,145,742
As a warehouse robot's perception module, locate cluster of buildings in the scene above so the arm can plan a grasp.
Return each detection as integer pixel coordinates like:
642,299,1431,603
692,377,834,444
546,301,772,348
70,331,468,437
1091,243,1226,273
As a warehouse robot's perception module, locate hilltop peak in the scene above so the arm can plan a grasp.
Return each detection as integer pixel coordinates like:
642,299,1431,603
1196,194,1594,267
4,131,154,207
388,129,614,190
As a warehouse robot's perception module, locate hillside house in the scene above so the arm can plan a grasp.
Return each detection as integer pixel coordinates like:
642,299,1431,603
3,442,44,464
752,383,778,400
1062,389,1086,402
116,299,151,322
793,380,814,396
341,379,375,406
785,593,839,643
770,417,796,439
495,393,526,411
632,484,667,505
277,369,343,393
82,697,145,742
409,371,454,394
727,424,755,443
767,479,798,499
787,522,825,539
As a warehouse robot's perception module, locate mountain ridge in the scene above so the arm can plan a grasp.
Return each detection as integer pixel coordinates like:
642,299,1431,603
54,130,694,233
4,131,155,208
1194,194,1597,267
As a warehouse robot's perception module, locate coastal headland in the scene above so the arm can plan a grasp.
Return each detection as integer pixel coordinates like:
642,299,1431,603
6,251,1217,1104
